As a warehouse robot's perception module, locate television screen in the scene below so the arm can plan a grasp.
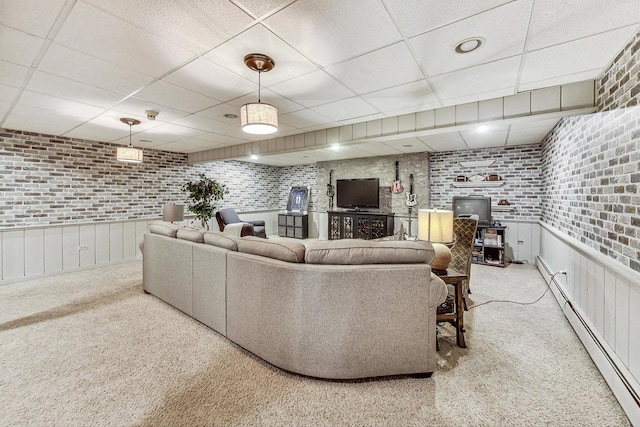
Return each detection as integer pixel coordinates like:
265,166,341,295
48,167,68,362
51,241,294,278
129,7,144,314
452,196,491,226
336,178,379,210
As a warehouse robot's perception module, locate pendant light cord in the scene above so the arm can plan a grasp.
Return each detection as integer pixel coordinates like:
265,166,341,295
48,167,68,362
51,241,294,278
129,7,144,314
258,71,262,103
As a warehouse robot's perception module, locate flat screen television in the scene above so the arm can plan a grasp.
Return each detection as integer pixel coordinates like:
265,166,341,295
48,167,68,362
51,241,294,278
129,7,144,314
452,196,491,227
336,178,379,210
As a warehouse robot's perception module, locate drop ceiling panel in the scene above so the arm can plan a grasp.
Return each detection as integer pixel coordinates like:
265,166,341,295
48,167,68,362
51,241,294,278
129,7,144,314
0,60,29,87
17,91,105,120
418,133,469,151
430,56,521,103
527,0,640,51
352,141,403,156
506,125,553,146
0,26,45,67
278,109,334,129
0,84,19,102
361,80,437,112
232,0,297,19
520,28,638,86
38,44,154,96
196,103,247,124
385,0,513,38
27,71,125,108
137,123,207,142
152,138,221,153
225,89,305,115
171,114,240,134
163,58,255,102
0,100,11,115
311,97,379,122
269,70,354,108
380,137,431,153
82,0,254,55
54,2,195,77
133,80,219,113
461,126,509,148
264,0,402,67
63,110,164,142
4,104,82,135
518,70,600,93
203,24,317,86
0,0,67,38
324,42,424,94
112,98,191,124
409,1,532,77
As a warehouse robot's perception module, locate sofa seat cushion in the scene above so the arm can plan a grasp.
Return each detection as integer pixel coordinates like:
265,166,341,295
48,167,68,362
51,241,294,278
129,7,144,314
237,236,306,263
204,231,240,251
177,228,205,243
305,239,431,265
149,220,180,237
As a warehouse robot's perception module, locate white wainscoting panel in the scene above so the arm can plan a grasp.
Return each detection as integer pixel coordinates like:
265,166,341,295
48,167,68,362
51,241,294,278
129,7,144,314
44,227,63,274
25,228,44,277
62,226,79,270
3,230,25,280
109,222,123,262
538,222,640,423
96,224,110,265
79,224,96,268
135,221,147,258
123,222,137,260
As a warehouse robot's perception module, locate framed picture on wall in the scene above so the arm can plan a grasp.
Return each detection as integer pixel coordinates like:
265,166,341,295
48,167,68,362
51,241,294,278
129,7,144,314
286,186,310,213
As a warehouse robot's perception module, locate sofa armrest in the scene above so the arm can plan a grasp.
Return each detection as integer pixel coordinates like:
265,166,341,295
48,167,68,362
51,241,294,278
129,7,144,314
222,222,255,237
247,219,265,227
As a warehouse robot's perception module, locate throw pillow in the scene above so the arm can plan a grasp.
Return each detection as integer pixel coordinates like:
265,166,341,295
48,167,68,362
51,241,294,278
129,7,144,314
204,231,240,251
148,220,180,238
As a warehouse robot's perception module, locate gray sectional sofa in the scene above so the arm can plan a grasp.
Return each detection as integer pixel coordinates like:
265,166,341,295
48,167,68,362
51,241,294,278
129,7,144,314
142,220,448,380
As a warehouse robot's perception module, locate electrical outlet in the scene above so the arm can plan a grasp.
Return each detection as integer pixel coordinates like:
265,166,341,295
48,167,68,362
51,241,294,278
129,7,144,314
78,245,89,251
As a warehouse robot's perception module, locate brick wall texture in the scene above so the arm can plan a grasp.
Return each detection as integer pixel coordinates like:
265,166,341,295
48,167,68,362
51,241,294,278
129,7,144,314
541,28,640,272
430,145,543,221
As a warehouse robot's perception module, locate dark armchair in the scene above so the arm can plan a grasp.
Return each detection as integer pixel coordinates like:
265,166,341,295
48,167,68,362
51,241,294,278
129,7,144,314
215,208,267,238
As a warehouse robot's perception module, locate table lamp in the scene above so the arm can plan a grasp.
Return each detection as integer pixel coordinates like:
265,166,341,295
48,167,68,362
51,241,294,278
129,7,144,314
162,203,184,223
417,209,454,274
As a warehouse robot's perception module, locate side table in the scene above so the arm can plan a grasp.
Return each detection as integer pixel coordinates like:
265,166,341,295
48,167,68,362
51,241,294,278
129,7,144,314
435,269,468,348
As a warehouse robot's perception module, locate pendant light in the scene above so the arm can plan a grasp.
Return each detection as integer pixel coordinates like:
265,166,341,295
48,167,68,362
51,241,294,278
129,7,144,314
240,53,278,135
116,118,143,163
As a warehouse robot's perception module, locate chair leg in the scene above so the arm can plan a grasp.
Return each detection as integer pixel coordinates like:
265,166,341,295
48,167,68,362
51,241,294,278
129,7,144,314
436,327,440,351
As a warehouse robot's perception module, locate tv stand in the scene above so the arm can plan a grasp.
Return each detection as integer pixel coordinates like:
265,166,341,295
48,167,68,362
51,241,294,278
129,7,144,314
328,211,394,240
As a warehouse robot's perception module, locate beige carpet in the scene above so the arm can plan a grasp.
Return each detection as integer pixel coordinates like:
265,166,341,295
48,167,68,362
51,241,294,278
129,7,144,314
0,261,629,426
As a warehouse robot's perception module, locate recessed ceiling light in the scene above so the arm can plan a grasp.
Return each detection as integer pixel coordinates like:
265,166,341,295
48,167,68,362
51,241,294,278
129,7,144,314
477,125,490,133
330,143,341,151
302,155,309,158
139,139,152,143
402,144,413,147
454,37,485,54
250,154,258,160
224,113,238,119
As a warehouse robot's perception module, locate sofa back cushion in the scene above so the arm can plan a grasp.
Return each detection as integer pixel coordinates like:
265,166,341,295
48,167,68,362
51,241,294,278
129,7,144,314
204,231,240,251
237,236,306,263
149,220,180,238
177,228,205,243
305,239,432,265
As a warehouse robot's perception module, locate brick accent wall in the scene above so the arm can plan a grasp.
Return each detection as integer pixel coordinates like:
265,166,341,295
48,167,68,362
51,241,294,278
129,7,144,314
596,30,640,112
430,145,543,221
0,129,282,227
542,28,640,271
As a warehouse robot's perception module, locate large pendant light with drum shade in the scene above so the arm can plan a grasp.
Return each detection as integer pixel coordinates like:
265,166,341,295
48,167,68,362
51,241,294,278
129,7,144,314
116,118,143,163
240,53,278,135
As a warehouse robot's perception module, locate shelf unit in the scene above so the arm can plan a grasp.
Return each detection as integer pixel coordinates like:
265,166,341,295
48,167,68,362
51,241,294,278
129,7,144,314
472,226,507,267
452,181,505,188
278,213,308,239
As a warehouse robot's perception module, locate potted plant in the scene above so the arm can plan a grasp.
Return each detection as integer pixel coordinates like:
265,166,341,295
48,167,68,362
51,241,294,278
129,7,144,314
182,173,228,230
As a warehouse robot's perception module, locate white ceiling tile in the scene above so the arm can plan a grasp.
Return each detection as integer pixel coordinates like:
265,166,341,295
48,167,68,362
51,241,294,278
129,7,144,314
461,126,508,148
0,60,29,87
4,103,81,135
196,103,247,124
418,133,469,151
361,80,437,112
136,123,207,142
409,1,532,77
0,84,19,102
54,2,196,77
507,123,555,145
517,70,600,93
325,42,424,94
188,132,247,145
66,109,164,142
163,58,255,102
527,0,640,51
134,80,219,113
0,100,11,115
278,109,334,129
311,97,379,122
203,24,317,86
269,70,354,108
352,141,402,156
232,0,296,18
0,0,67,37
27,71,125,108
337,113,385,126
430,56,521,103
82,0,254,54
520,28,637,86
225,89,305,114
172,115,239,134
385,0,513,38
38,44,153,95
264,0,402,67
112,97,191,124
17,90,105,120
0,25,45,67
380,137,431,153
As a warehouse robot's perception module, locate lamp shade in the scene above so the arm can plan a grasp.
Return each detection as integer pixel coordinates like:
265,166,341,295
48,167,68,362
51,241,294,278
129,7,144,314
240,102,278,134
162,203,184,223
116,146,143,163
417,209,454,243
